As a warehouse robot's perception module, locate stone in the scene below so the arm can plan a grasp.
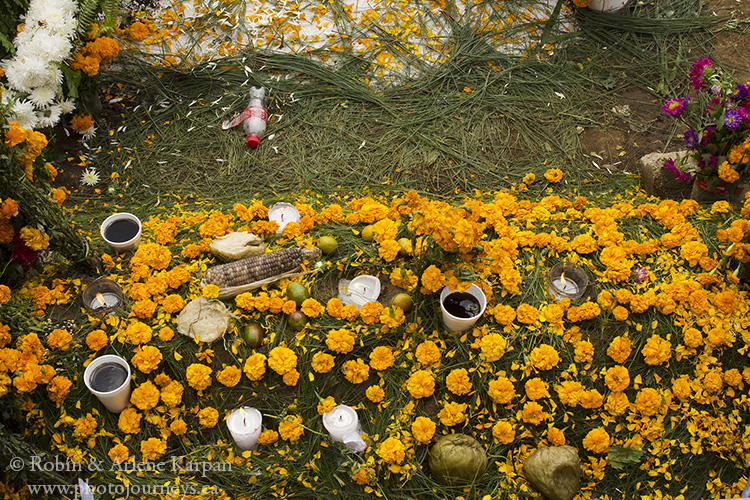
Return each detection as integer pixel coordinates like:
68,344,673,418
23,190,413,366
638,151,695,200
522,445,581,500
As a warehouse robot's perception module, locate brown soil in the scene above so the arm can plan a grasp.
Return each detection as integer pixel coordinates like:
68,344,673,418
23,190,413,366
578,0,750,179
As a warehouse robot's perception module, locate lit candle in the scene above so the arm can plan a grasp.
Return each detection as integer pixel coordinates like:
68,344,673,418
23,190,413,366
552,272,579,295
322,405,367,452
547,262,588,301
268,203,301,234
82,278,123,312
92,292,121,310
226,407,263,450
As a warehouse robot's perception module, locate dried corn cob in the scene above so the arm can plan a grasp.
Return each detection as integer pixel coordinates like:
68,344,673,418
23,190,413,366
203,246,321,288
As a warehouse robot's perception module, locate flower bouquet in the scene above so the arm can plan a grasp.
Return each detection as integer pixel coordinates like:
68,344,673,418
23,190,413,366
662,57,750,201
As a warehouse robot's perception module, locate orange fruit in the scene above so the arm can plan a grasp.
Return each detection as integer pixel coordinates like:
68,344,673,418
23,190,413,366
361,225,374,242
391,293,413,313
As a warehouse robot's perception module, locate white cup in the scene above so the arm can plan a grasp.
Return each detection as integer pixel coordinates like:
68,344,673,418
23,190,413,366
587,0,628,12
83,355,132,413
100,213,141,252
440,284,487,332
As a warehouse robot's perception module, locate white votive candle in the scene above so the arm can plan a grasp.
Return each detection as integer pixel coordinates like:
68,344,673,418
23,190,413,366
268,203,300,234
323,405,360,442
227,407,263,450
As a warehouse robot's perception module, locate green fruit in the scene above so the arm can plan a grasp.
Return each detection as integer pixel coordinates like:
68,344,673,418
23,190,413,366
243,322,265,348
391,293,413,313
361,225,374,242
286,281,310,307
288,311,308,331
318,235,338,255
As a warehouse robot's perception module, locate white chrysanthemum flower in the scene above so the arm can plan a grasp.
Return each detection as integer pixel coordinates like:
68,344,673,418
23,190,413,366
12,100,39,129
27,31,73,62
28,86,57,107
5,55,52,91
59,99,76,114
81,167,101,186
37,104,62,128
81,125,97,140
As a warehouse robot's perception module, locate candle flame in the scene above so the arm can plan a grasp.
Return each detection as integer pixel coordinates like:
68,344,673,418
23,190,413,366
560,272,567,287
95,293,106,307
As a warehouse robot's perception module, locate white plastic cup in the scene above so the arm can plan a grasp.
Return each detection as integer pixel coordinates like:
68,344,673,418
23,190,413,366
83,355,132,413
587,0,628,12
440,284,487,332
100,213,141,252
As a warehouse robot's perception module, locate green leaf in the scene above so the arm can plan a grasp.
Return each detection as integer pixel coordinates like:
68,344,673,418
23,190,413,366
61,65,82,99
608,446,645,470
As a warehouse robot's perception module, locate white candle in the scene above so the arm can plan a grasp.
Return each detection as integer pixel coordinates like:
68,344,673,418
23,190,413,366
268,203,300,234
227,407,263,450
323,405,367,452
323,405,360,442
552,273,579,295
91,292,121,310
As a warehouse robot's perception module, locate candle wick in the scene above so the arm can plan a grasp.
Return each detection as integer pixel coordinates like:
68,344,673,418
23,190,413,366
281,214,285,222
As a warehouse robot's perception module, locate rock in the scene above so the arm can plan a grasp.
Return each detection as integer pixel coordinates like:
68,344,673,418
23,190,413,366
175,296,232,343
210,232,265,262
638,151,694,200
522,445,581,500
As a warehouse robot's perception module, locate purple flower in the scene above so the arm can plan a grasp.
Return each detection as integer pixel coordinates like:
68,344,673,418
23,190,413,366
725,109,743,130
661,96,689,116
732,83,749,101
683,128,699,147
663,158,692,182
689,57,712,89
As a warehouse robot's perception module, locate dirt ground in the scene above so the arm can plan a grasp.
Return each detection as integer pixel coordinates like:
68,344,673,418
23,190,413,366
578,0,750,183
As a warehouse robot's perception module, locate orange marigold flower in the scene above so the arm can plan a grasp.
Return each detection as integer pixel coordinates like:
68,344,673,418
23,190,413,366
411,416,436,444
131,345,162,374
130,380,160,411
640,334,671,366
342,358,369,384
492,420,515,444
582,428,610,454
438,401,468,426
140,437,166,461
607,336,631,364
406,369,435,399
369,346,395,371
268,346,297,375
445,368,472,396
488,376,516,404
326,329,355,354
186,363,212,391
528,344,560,371
311,352,335,373
377,436,406,464
544,168,563,183
197,407,219,428
278,415,304,443
216,365,242,387
634,387,662,416
520,401,546,425
415,340,441,367
46,329,72,351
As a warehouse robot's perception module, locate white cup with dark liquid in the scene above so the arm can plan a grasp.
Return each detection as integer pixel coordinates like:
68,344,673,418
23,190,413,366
439,284,487,332
100,212,141,252
84,355,131,413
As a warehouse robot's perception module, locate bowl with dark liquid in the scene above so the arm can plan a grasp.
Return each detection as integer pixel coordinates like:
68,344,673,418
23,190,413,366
100,212,141,252
83,355,131,413
439,284,487,332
